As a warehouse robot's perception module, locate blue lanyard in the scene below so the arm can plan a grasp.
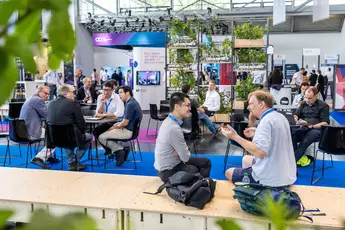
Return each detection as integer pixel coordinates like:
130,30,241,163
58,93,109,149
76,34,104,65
261,108,275,120
105,98,113,113
168,114,181,126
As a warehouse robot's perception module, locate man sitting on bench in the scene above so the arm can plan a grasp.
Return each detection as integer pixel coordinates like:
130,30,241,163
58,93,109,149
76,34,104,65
222,90,296,187
154,92,211,183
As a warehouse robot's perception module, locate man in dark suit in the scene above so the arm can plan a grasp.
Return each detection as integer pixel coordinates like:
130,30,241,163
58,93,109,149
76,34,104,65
47,85,92,171
76,77,97,103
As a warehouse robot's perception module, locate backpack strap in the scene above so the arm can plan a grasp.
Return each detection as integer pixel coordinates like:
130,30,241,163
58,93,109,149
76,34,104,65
143,182,172,195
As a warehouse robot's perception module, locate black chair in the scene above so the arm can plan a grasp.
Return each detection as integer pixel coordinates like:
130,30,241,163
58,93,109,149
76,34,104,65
159,100,170,116
8,102,24,119
46,124,92,171
311,126,345,185
181,115,197,155
146,104,168,138
4,119,42,167
105,119,142,170
223,120,248,173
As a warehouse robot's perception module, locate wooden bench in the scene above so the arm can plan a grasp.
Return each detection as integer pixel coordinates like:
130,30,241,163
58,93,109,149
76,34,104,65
0,167,343,230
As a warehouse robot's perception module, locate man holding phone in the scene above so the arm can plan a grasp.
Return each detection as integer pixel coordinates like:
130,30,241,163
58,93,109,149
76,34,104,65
292,87,330,163
222,90,296,187
76,77,97,103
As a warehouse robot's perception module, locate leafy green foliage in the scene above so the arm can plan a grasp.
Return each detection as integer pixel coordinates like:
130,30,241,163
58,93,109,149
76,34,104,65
234,48,266,63
235,74,261,100
170,68,196,88
168,18,197,42
0,0,76,106
216,219,242,230
0,210,14,227
234,22,266,39
176,49,194,64
221,38,233,58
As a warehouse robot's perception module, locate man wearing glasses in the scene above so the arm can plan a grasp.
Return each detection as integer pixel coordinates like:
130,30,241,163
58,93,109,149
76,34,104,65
95,81,124,119
19,86,60,169
292,87,330,163
154,92,211,183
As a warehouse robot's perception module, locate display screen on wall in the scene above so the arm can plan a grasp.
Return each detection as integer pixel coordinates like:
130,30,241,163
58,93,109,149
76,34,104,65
137,71,160,86
333,64,345,110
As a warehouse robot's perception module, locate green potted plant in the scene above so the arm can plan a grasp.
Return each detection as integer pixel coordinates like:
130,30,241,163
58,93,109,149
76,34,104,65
234,22,265,48
234,74,261,109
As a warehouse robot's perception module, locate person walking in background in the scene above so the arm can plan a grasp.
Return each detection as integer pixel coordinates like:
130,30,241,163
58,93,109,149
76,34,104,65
44,69,61,100
111,70,119,82
91,68,99,85
117,67,123,86
100,67,107,84
325,67,334,99
75,69,86,89
316,70,326,101
267,68,283,88
125,69,131,87
309,70,318,86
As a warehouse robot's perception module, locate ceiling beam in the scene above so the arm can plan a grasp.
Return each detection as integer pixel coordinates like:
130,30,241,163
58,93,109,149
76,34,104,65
234,0,257,11
292,0,312,12
83,0,117,16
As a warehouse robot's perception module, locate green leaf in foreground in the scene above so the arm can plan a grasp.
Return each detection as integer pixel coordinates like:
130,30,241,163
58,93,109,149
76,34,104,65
0,54,18,106
47,10,76,61
0,1,17,27
19,210,97,230
216,219,242,230
0,210,14,227
14,11,41,44
48,52,61,70
5,36,36,73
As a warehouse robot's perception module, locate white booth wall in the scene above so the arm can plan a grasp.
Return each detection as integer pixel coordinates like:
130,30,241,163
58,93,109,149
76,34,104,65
94,47,133,68
267,22,345,67
132,47,166,111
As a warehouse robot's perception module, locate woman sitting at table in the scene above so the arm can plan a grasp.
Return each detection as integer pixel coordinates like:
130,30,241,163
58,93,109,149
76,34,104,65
76,77,97,103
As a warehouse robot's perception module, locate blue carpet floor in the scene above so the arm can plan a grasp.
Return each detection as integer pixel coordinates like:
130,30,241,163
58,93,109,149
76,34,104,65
330,111,345,125
0,145,344,188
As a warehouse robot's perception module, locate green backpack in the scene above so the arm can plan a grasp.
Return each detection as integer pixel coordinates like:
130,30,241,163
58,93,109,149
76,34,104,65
233,183,318,222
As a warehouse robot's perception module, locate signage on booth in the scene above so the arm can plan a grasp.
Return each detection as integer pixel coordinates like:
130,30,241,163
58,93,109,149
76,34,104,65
302,48,320,56
325,54,338,60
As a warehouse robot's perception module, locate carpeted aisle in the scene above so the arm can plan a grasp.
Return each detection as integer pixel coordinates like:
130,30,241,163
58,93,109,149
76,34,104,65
0,145,345,188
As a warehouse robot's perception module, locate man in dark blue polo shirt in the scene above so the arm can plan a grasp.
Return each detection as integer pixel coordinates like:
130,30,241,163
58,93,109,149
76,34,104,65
98,86,142,166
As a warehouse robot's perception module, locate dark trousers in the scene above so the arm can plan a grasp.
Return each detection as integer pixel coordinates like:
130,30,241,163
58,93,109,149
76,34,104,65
158,156,212,183
318,86,326,101
49,85,57,100
325,81,334,99
291,126,321,162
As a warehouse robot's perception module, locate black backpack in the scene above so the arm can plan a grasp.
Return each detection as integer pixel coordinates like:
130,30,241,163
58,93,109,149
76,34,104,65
145,171,216,209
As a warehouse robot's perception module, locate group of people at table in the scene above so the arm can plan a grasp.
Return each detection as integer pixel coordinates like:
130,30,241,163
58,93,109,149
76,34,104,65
17,76,329,187
19,80,142,170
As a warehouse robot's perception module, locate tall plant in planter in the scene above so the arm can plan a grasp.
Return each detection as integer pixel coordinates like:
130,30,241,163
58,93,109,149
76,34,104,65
168,19,198,88
235,74,261,101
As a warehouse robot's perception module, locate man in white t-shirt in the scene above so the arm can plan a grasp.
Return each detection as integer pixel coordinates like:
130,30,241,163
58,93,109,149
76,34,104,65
222,90,296,187
291,67,305,85
202,80,220,116
100,67,108,84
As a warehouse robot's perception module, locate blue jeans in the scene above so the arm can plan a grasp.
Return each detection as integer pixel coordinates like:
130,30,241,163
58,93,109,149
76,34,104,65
199,113,219,134
65,133,92,164
49,85,57,100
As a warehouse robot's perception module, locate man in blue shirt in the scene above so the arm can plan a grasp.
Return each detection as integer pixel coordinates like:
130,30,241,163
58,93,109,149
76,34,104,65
98,86,142,166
